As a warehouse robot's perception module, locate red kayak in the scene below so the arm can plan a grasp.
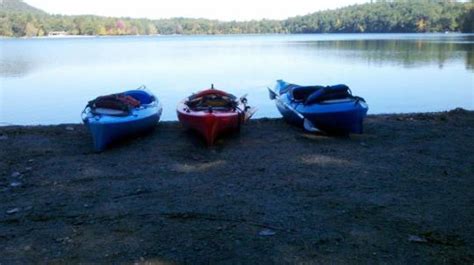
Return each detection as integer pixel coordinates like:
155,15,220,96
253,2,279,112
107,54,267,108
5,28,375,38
177,85,256,145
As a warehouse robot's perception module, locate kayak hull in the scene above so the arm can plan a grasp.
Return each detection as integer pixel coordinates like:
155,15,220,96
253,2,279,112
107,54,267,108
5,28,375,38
177,101,241,145
83,90,162,151
274,80,368,134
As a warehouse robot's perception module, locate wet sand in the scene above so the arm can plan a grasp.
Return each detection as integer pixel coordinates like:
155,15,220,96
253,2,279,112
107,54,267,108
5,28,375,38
1,109,473,264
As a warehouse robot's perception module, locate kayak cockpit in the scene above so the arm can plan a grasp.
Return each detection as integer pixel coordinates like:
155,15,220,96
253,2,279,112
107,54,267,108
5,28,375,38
290,84,360,105
124,90,156,105
84,89,157,118
186,91,238,112
291,86,325,102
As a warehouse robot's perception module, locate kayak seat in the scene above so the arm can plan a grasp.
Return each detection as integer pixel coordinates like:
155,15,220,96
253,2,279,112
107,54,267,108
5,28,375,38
193,89,230,99
280,83,300,95
305,84,351,105
291,86,324,102
87,94,140,116
124,90,155,105
187,94,237,111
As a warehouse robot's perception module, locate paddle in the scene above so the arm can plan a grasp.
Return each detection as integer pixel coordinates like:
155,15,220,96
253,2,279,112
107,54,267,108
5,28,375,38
240,94,257,121
267,87,320,133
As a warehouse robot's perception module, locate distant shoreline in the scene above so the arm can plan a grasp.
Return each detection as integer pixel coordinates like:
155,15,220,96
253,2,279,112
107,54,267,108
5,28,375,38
0,31,469,40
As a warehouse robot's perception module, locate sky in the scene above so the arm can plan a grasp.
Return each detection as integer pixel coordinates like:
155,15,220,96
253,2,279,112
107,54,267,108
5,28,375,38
24,0,371,21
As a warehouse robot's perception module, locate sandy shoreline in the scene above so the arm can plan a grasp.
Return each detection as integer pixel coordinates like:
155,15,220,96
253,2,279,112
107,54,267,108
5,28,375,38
1,110,473,264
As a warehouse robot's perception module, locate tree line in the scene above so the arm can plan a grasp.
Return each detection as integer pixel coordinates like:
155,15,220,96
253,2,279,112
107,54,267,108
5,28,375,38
0,0,472,37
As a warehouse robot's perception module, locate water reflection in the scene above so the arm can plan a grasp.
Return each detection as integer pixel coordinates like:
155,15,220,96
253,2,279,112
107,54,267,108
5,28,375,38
467,50,474,70
0,58,38,78
294,38,473,70
0,34,473,78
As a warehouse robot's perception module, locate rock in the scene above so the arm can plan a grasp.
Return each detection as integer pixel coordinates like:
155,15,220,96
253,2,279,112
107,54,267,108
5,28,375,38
6,208,20,215
28,159,35,163
65,126,75,131
56,237,72,244
10,181,23,188
258,228,276,236
408,235,428,243
360,142,368,147
0,135,8,140
11,172,21,178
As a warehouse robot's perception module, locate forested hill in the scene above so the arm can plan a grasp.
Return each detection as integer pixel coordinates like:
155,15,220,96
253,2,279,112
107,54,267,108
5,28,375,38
286,1,473,33
0,0,45,14
0,0,473,37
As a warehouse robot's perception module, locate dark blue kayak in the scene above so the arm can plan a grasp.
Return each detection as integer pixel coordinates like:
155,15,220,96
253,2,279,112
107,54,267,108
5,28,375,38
82,88,162,151
269,80,368,134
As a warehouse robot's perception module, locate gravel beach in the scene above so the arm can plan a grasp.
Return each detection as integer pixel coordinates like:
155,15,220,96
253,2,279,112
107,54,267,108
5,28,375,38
1,109,473,264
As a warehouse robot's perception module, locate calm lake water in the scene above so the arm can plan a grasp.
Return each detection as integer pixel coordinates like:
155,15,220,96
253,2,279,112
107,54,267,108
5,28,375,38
0,33,473,125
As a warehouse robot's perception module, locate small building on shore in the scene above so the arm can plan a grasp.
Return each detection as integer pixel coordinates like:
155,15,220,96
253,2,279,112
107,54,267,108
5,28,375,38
48,31,68,37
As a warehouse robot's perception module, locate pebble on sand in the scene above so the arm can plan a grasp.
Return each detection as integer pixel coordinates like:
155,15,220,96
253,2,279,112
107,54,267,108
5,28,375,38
258,229,276,236
11,172,21,178
408,235,428,243
10,182,23,188
6,208,20,215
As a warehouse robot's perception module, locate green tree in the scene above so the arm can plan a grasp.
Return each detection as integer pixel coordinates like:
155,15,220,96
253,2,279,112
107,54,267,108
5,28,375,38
0,0,472,37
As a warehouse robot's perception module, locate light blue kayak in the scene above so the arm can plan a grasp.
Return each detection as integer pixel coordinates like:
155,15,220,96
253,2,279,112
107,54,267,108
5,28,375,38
82,88,162,152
